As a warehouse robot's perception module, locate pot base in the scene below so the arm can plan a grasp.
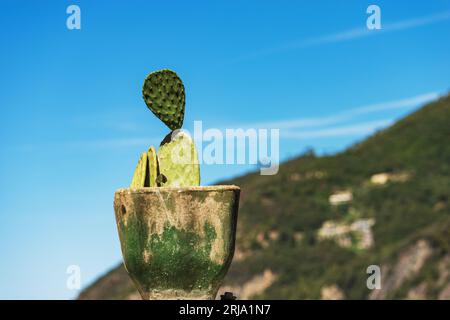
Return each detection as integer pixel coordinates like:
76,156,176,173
140,289,216,300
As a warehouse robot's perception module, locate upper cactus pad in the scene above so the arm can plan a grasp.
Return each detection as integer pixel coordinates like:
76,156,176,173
142,70,185,130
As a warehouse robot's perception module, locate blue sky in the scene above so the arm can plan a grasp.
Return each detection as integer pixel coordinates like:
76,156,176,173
0,0,449,299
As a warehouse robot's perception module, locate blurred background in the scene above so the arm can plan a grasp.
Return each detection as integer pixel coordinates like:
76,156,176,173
0,0,449,299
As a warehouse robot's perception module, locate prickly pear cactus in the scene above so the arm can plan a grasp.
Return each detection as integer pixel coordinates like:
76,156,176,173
131,69,200,188
145,146,158,187
142,70,185,131
130,152,148,188
157,130,200,187
130,146,158,188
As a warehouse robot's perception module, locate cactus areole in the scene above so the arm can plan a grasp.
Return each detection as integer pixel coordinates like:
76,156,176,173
114,69,240,300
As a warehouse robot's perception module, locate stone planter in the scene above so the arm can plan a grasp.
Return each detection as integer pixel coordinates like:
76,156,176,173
114,185,240,300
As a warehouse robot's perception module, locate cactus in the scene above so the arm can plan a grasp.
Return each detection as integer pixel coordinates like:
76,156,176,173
130,152,148,189
130,69,200,188
142,70,185,131
130,146,158,188
145,146,158,187
157,130,200,187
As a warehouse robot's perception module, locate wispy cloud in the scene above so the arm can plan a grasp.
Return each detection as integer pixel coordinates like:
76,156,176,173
351,92,439,114
67,138,156,149
302,10,450,46
11,137,158,152
282,119,394,139
248,92,439,130
235,11,450,61
11,92,441,151
71,113,144,133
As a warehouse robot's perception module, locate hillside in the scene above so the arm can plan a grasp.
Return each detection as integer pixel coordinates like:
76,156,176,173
79,93,450,300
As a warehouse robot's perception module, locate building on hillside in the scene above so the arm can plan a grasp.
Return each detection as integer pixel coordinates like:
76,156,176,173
329,191,353,205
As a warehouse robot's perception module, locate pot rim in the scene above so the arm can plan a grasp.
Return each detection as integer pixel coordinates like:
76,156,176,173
115,185,240,194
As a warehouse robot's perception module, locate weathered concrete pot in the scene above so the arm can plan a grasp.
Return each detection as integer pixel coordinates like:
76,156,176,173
114,185,240,300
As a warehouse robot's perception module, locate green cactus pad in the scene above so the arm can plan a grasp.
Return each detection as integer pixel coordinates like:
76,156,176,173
142,70,185,130
130,152,148,188
157,130,200,187
145,146,158,187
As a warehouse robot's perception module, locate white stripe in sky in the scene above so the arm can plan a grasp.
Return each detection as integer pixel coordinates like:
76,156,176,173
235,11,450,61
32,92,439,149
281,119,394,139
246,92,439,130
